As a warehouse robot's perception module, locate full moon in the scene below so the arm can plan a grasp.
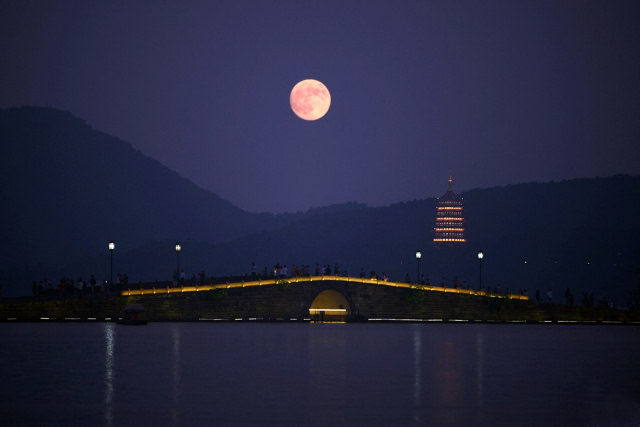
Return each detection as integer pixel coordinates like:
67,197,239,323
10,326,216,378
290,79,331,121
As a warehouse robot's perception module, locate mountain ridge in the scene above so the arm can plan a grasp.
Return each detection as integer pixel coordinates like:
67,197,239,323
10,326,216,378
1,107,639,305
0,106,289,267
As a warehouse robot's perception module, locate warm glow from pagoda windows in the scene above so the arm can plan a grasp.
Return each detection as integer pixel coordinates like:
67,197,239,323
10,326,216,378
434,174,465,244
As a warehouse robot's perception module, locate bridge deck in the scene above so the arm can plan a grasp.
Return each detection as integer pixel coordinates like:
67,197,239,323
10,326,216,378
120,275,529,301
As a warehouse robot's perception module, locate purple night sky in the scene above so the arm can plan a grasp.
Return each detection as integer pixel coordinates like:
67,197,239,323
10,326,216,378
1,1,639,213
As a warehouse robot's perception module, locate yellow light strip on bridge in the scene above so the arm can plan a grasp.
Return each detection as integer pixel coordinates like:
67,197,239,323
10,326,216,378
120,275,529,301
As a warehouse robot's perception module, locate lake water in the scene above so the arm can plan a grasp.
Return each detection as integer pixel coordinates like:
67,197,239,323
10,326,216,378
1,322,639,426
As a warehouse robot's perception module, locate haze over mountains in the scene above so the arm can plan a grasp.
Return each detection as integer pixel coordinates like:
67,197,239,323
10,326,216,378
1,107,639,304
0,107,289,266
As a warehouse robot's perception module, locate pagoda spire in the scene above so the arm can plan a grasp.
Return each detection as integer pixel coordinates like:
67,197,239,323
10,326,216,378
448,170,453,191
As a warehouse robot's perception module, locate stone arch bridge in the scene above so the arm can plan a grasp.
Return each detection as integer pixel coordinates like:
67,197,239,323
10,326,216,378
2,276,638,323
120,276,535,322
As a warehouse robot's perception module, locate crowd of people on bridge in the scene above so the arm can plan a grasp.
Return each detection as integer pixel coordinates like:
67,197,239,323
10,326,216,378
24,262,630,311
31,273,129,297
249,262,355,280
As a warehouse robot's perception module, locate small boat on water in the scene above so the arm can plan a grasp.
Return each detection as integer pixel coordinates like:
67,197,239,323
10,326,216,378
117,303,148,325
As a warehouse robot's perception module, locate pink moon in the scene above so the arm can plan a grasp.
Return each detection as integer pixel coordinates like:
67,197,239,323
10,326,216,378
290,79,331,121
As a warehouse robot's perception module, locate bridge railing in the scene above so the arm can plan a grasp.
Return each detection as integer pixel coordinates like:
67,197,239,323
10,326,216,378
120,275,529,301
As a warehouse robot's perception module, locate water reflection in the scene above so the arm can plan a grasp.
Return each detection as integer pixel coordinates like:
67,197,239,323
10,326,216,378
475,331,484,423
307,325,347,424
103,323,116,427
435,339,462,405
2,323,638,425
171,324,181,426
413,325,422,423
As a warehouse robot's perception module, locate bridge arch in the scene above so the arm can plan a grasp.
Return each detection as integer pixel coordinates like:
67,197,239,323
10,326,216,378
307,286,355,322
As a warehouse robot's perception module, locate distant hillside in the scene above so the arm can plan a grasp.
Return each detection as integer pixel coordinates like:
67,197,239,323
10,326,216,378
109,175,638,304
50,175,640,306
0,107,287,269
1,107,639,305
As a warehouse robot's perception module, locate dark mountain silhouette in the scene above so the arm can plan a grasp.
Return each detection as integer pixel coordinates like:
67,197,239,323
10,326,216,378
0,107,290,269
56,176,640,306
2,107,639,305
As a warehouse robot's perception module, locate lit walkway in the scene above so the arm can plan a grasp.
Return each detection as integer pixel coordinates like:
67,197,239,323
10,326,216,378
120,275,530,301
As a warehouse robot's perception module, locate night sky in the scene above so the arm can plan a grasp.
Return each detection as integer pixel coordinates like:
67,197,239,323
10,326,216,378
2,1,639,213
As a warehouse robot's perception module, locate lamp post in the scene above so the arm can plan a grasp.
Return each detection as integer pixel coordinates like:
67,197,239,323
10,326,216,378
416,250,422,284
175,243,181,285
108,241,115,292
478,250,484,291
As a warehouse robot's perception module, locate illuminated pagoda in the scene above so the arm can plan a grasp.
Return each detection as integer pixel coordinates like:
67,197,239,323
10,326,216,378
433,172,466,243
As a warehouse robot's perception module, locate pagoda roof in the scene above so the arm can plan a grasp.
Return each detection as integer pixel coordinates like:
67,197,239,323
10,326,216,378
438,189,463,202
438,171,463,202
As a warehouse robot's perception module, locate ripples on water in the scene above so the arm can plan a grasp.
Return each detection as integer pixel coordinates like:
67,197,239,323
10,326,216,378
1,323,639,426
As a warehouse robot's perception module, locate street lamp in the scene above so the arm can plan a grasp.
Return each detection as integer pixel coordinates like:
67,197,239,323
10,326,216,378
478,250,484,291
416,250,422,284
108,241,115,293
175,243,181,285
